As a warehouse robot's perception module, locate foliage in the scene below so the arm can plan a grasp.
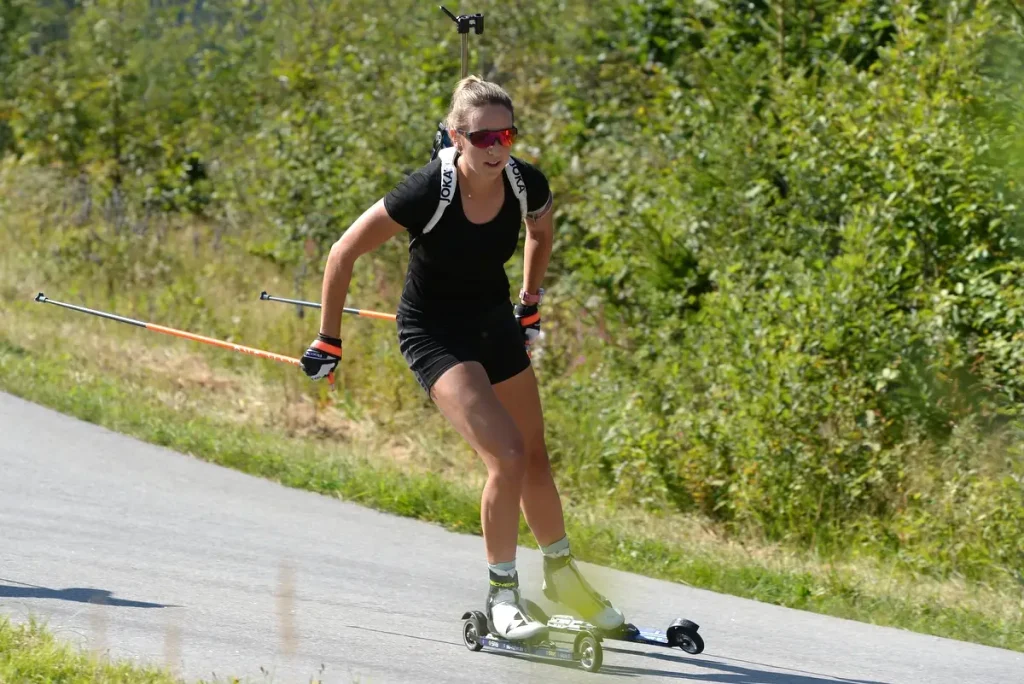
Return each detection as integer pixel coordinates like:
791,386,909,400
2,0,1023,584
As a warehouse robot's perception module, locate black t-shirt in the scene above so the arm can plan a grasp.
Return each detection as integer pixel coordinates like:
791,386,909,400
384,153,552,318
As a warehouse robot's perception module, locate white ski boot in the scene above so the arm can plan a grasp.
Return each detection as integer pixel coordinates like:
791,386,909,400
486,569,548,641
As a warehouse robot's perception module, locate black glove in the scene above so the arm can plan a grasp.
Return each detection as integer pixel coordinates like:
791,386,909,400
301,333,342,380
514,303,542,349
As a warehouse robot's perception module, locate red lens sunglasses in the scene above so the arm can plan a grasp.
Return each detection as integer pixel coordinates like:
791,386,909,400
456,126,518,149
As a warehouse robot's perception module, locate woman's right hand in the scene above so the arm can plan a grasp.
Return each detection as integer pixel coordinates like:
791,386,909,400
300,333,343,380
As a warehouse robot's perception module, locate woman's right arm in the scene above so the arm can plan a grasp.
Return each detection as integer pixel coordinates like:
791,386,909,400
319,198,407,339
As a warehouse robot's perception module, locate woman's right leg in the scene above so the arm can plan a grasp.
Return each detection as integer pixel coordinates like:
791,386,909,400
429,361,547,640
429,361,526,565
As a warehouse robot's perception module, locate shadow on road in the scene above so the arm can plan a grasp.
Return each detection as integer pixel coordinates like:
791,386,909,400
604,646,893,683
484,647,890,682
0,581,175,608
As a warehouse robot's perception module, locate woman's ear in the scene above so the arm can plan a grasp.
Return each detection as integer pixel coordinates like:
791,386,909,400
448,128,461,152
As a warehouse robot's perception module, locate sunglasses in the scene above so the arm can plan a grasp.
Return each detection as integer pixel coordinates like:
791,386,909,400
456,126,518,149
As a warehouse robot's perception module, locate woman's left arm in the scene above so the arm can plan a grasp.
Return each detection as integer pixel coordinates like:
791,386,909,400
522,200,554,299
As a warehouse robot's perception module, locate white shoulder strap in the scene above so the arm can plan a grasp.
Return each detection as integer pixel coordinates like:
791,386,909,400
423,146,458,235
505,156,528,222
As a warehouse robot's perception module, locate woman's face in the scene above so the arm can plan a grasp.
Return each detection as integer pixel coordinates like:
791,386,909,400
450,104,515,181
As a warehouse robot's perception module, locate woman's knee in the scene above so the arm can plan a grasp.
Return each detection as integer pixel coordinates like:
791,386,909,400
489,432,527,479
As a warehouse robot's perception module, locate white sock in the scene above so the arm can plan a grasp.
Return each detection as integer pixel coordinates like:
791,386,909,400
489,560,517,577
541,535,571,558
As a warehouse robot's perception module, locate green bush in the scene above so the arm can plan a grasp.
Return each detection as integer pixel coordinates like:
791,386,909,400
543,1,1024,580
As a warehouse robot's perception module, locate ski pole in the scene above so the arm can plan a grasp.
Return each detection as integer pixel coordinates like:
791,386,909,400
259,291,397,322
33,292,332,382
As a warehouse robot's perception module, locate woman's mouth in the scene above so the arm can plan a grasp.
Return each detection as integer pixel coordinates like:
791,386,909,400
485,160,502,168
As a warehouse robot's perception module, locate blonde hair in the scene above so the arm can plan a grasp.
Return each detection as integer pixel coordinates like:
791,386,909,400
445,76,515,130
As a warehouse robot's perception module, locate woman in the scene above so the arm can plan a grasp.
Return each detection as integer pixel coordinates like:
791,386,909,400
299,76,625,640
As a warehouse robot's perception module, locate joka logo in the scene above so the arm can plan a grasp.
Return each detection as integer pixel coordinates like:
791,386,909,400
440,168,454,203
511,162,526,194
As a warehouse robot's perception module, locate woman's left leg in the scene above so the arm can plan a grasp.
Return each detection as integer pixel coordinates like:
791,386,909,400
493,365,626,630
492,364,565,546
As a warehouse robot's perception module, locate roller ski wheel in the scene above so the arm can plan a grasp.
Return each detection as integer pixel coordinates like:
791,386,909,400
576,632,603,673
673,627,704,654
460,611,604,673
462,611,486,652
668,618,705,654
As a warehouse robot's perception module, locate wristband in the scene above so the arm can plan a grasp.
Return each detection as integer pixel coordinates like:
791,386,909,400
313,332,342,356
519,287,544,306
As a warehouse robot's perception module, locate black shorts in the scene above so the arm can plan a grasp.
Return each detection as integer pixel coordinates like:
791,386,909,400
396,304,531,395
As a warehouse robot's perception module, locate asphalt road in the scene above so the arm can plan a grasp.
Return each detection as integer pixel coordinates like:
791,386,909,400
2,391,1021,683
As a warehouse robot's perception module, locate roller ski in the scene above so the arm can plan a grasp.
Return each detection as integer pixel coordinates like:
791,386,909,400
461,568,604,672
540,552,706,655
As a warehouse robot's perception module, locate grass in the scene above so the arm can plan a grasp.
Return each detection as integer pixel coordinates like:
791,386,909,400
0,615,187,684
2,164,1023,675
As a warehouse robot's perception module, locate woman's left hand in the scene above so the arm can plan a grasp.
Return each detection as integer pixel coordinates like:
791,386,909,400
514,303,542,348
